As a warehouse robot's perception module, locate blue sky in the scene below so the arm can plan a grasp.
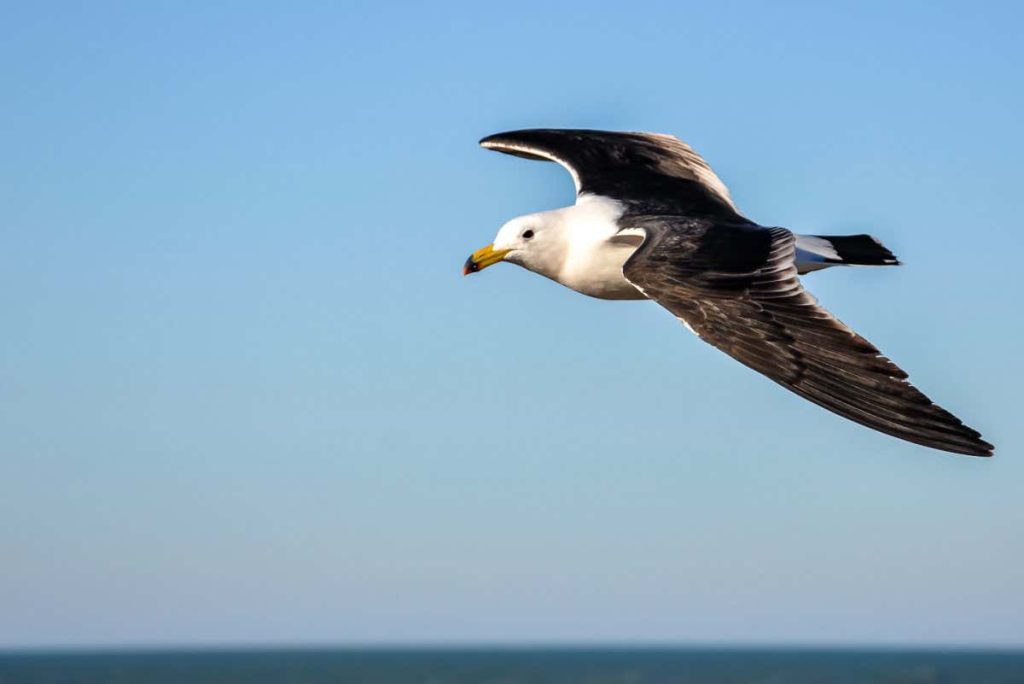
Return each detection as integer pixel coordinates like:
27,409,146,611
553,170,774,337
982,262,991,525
1,0,1022,648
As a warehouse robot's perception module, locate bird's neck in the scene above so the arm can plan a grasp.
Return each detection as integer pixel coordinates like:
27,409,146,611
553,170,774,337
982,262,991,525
555,196,647,300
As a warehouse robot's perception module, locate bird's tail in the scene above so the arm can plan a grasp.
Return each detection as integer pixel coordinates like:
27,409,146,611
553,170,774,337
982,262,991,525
795,234,901,274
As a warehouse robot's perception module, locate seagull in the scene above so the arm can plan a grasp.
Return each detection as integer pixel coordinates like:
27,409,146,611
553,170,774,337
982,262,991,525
464,129,993,457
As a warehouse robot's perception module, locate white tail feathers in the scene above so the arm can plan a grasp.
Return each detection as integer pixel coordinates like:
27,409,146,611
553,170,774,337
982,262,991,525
795,234,901,274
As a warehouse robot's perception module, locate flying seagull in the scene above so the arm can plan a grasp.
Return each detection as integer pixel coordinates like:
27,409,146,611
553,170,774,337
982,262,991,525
464,129,993,457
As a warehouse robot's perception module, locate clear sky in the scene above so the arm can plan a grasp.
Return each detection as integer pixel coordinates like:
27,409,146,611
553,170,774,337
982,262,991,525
1,0,1022,649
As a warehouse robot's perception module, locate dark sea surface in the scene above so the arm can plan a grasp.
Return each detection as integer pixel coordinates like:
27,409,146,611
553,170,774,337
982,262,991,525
1,648,1022,684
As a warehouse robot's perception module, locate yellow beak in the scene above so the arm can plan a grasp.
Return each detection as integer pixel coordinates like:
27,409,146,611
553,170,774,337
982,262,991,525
463,244,511,275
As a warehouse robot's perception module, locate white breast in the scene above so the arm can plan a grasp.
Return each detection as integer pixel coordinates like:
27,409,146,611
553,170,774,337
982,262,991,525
556,196,649,301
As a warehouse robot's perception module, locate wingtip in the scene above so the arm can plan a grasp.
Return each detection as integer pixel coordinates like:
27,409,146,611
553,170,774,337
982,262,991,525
479,129,536,147
962,423,995,457
946,434,995,457
477,131,565,163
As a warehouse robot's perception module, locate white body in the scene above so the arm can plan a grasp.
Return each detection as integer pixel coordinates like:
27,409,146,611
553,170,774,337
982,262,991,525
490,194,846,301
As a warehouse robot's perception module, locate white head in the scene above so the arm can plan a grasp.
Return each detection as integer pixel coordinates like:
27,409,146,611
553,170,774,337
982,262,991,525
463,209,568,282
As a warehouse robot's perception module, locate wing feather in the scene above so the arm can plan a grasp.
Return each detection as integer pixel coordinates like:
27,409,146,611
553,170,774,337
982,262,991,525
623,220,993,456
480,129,740,218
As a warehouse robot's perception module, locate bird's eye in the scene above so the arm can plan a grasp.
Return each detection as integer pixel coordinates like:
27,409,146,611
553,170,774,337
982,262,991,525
522,229,534,240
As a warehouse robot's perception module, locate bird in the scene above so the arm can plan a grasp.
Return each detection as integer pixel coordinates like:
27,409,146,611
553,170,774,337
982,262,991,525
463,128,993,457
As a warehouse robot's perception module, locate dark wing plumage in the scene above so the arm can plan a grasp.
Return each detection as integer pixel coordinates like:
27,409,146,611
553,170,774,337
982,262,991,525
480,129,741,219
622,217,993,457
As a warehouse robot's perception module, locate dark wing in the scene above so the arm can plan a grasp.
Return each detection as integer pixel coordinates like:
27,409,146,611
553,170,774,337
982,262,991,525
622,217,993,457
480,129,741,219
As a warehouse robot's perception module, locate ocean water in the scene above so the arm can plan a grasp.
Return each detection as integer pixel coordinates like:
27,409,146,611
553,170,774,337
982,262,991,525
0,648,1022,684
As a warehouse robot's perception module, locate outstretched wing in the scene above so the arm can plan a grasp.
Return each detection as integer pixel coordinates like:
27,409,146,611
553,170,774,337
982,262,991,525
622,217,993,456
480,129,740,219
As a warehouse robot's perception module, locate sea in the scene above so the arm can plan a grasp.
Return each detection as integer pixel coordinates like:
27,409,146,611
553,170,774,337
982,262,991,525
1,648,1023,684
